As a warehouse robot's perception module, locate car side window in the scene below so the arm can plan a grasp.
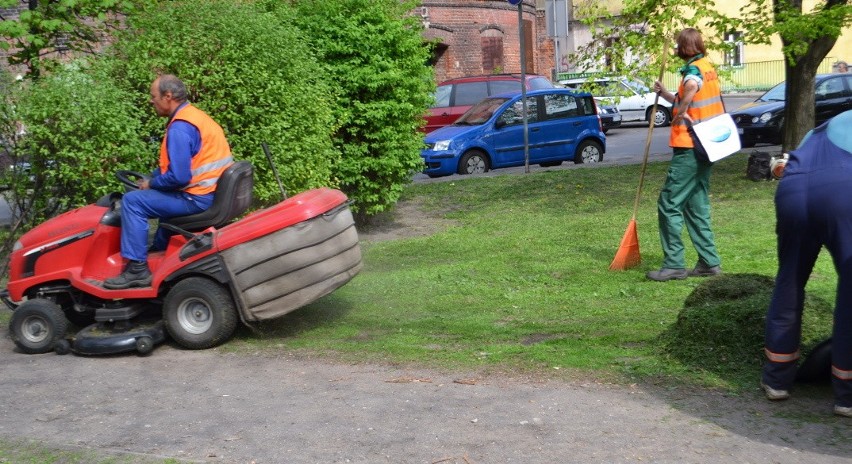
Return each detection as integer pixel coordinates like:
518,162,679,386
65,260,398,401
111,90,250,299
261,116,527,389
543,94,579,120
816,77,844,100
454,82,489,106
577,96,595,116
843,76,852,96
498,97,538,126
489,80,522,95
433,84,452,108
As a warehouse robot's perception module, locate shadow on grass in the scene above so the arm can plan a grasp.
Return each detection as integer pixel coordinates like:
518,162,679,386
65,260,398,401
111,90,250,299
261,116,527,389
651,273,849,459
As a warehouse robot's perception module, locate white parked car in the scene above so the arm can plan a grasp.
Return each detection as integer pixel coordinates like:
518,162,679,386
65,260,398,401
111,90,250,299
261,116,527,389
559,77,673,127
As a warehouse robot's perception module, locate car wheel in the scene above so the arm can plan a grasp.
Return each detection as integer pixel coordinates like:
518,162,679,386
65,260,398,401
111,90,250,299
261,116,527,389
649,107,671,127
164,277,239,350
574,140,603,164
9,299,68,354
458,150,489,175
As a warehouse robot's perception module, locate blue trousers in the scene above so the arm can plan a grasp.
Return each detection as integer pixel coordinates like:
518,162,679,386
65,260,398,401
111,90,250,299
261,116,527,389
119,189,212,262
762,124,852,407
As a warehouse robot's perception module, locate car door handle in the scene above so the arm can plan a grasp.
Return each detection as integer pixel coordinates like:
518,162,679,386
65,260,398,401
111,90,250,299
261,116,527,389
573,121,582,126
530,127,540,132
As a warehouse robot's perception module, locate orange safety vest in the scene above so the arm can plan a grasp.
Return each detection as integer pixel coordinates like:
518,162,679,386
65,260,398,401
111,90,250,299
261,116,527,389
669,57,725,148
159,104,233,195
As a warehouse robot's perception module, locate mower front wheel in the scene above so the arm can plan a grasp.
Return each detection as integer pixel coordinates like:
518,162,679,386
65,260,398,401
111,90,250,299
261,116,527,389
9,299,68,354
163,277,238,350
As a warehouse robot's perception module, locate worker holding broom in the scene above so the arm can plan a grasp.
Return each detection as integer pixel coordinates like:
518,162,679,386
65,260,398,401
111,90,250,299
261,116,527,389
646,28,725,282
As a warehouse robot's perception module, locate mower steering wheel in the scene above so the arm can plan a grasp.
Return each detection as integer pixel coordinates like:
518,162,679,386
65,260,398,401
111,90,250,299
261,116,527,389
116,170,150,190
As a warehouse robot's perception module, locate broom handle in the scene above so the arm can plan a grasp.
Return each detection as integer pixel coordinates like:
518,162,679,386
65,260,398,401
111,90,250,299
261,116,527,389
631,38,671,220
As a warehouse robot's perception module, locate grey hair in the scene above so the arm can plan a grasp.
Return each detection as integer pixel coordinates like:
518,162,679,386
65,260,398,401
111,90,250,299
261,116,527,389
157,74,188,103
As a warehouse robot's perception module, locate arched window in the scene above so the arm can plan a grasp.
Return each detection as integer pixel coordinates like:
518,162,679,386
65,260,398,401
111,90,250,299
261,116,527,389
481,27,504,74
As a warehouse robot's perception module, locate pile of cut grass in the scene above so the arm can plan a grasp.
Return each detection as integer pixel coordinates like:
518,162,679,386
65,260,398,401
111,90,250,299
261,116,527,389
659,273,832,389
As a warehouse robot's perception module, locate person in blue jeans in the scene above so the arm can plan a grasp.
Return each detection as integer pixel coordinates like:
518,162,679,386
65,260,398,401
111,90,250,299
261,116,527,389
104,75,232,289
761,109,852,417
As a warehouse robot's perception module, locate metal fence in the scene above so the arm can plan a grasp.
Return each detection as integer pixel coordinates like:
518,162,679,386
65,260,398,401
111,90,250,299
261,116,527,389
557,57,839,93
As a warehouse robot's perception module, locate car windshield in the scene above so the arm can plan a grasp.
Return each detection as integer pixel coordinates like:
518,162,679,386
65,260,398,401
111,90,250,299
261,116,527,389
625,79,650,94
758,82,786,102
455,97,510,125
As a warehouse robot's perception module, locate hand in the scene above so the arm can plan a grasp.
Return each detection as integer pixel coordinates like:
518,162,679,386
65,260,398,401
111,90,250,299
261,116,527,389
137,178,150,190
653,81,665,94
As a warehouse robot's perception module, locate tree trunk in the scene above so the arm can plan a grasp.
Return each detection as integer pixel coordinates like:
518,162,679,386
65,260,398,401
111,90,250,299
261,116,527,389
781,61,817,152
776,0,843,151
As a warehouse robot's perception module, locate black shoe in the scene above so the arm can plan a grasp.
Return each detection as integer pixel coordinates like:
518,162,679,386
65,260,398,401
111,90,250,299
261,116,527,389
688,262,722,277
646,268,688,282
104,260,152,289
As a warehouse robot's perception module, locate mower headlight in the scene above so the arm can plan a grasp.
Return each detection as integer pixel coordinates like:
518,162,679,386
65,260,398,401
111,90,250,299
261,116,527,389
12,240,22,252
432,140,451,151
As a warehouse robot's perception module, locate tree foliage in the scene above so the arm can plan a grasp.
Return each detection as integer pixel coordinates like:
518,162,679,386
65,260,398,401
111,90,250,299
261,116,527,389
0,0,434,271
571,0,851,150
104,0,340,204
0,61,147,265
0,0,138,79
267,0,434,217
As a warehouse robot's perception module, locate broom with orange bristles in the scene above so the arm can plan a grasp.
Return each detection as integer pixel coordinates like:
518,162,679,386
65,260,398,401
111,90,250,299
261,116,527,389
610,39,671,271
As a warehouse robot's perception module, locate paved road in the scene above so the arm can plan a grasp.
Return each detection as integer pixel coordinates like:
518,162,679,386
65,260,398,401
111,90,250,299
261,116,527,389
2,337,851,464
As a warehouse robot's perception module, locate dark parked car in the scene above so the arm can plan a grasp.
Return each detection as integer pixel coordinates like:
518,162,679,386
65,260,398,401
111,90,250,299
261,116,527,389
598,104,622,133
730,73,852,147
421,88,606,177
425,74,555,133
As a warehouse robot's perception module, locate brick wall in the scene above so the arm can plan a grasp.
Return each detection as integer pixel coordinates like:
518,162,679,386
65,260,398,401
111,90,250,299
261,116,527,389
0,1,29,71
422,0,555,83
0,0,27,19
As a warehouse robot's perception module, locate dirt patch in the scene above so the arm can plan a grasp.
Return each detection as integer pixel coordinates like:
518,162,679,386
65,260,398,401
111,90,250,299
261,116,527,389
357,196,459,242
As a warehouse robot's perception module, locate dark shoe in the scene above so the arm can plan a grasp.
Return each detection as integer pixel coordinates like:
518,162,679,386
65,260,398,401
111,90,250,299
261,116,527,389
646,268,688,282
104,260,152,289
761,382,790,401
688,262,722,277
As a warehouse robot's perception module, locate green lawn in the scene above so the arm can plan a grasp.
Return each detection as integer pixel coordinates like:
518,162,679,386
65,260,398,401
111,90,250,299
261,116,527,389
224,155,835,390
0,154,838,463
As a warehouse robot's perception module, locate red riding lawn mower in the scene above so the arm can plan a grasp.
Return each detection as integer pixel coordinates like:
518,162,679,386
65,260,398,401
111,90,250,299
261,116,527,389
2,161,362,356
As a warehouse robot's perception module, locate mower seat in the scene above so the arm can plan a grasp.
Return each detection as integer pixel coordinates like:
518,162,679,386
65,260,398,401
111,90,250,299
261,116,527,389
163,161,254,231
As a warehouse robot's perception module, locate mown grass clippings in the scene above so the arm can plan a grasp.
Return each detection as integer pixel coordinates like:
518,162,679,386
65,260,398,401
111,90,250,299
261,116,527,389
659,273,832,389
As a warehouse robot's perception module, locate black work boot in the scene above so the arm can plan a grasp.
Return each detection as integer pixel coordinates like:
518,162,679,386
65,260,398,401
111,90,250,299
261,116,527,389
103,260,152,289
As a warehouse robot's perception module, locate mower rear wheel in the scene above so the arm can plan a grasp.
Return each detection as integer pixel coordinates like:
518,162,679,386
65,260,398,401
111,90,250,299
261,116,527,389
164,277,238,350
9,299,68,354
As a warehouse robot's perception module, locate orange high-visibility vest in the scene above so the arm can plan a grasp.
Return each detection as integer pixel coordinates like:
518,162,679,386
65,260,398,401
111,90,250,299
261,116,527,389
159,104,233,195
669,57,725,148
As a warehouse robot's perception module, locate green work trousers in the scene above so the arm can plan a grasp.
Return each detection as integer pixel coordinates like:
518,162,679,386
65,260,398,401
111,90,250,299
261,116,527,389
656,148,721,269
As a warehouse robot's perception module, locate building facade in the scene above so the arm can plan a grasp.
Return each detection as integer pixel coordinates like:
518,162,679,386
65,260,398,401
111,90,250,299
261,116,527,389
420,0,556,83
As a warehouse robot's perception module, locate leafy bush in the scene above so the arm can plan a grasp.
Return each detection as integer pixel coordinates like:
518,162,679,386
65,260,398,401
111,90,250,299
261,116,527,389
273,0,435,216
104,0,339,204
2,61,147,220
0,62,146,270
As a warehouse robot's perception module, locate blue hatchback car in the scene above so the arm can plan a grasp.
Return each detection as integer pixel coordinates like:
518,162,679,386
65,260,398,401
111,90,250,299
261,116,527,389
421,88,606,177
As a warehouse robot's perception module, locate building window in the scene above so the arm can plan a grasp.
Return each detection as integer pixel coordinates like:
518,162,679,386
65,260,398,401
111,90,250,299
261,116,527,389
725,31,743,67
481,29,504,74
